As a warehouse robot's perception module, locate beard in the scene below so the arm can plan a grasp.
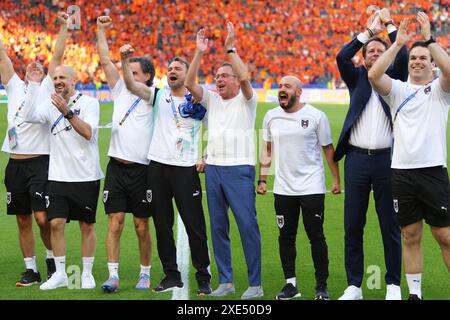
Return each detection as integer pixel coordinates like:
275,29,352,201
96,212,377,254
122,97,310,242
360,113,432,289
279,94,297,110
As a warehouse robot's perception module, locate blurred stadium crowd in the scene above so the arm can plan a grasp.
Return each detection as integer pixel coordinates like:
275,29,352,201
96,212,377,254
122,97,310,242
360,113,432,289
0,0,448,89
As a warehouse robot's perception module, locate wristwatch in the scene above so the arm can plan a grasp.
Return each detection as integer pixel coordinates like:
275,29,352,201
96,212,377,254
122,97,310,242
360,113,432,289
423,37,435,46
384,20,394,27
257,180,267,185
227,47,236,54
64,110,74,120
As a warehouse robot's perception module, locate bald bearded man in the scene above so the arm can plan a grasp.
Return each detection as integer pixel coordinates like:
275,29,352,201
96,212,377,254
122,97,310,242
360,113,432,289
23,63,103,290
258,75,340,300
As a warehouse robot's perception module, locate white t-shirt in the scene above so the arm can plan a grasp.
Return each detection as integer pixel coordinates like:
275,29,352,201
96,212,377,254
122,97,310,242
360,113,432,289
23,76,103,182
1,74,50,154
108,78,153,165
263,104,333,196
382,78,449,169
147,88,202,167
200,88,258,166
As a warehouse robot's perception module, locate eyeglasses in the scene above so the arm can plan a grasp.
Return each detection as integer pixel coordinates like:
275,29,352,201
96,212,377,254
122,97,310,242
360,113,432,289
52,119,72,136
214,73,237,81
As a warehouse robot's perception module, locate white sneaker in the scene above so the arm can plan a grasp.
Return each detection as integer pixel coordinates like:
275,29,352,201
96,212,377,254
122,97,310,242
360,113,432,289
40,272,68,290
81,273,96,289
338,285,363,300
385,284,401,300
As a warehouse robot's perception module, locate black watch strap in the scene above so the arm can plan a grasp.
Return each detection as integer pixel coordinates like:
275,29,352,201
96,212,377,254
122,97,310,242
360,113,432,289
64,110,74,120
257,180,267,185
227,48,236,54
424,37,435,46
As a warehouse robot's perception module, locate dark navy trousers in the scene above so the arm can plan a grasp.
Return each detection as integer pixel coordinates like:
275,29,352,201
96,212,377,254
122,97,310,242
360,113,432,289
344,149,401,287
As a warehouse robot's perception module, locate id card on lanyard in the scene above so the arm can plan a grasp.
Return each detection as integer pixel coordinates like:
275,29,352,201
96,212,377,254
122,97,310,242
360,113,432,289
169,94,191,160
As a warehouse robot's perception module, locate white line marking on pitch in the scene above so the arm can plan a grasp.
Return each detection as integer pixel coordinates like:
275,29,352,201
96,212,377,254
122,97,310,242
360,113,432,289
172,213,189,300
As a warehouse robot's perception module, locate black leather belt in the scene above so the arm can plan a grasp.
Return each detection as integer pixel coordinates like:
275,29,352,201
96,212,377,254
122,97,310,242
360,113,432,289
348,145,391,156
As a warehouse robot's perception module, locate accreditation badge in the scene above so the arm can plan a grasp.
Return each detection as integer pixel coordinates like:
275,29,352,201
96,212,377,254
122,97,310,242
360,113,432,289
8,127,18,150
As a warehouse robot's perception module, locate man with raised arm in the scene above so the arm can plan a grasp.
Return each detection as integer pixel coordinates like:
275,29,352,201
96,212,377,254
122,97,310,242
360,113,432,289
368,12,450,300
334,9,408,300
120,43,211,295
185,22,263,299
0,13,74,287
96,16,155,293
23,14,103,291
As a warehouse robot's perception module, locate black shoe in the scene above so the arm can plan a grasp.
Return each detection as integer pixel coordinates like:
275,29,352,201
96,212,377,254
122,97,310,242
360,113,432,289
408,294,423,300
16,269,41,287
153,277,183,293
315,286,330,300
46,258,56,280
197,280,212,296
276,283,301,300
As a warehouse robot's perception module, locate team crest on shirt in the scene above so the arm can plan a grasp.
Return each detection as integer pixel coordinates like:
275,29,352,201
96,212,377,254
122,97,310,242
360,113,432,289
146,190,152,203
301,119,309,129
103,190,109,203
424,86,431,95
276,215,284,229
45,196,50,209
6,192,11,205
74,108,81,115
393,199,399,213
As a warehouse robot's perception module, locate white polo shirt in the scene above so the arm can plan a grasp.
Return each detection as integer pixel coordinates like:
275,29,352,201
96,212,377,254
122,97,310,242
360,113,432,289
381,78,449,169
263,104,333,196
1,73,50,155
108,78,153,165
23,76,103,182
200,88,258,166
147,88,202,167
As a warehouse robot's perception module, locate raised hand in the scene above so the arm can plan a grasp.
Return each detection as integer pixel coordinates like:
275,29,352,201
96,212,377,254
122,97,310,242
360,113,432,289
367,13,383,36
416,12,431,41
120,44,135,60
378,8,392,24
56,11,69,28
396,19,410,46
196,28,208,53
224,21,235,51
97,16,112,30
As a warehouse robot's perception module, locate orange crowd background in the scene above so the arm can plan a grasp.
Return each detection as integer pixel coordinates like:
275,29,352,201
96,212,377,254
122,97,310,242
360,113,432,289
0,0,448,89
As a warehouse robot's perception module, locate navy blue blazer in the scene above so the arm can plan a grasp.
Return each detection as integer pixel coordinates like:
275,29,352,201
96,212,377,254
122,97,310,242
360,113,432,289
333,31,408,162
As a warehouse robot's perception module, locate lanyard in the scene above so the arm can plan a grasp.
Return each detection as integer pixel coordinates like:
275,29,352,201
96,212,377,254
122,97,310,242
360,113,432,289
393,80,433,123
169,94,181,128
51,92,82,133
119,97,142,126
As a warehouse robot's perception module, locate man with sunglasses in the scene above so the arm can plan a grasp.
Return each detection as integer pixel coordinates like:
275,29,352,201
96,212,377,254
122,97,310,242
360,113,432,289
0,12,72,287
185,22,263,299
22,16,103,291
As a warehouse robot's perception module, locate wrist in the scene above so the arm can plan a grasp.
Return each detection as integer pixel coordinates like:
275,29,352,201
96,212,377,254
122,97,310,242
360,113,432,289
423,36,435,46
383,19,394,27
367,28,375,38
257,179,267,185
64,109,74,119
226,47,236,54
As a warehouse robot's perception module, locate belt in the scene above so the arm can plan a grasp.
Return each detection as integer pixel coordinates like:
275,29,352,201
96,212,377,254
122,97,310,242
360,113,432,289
348,145,391,156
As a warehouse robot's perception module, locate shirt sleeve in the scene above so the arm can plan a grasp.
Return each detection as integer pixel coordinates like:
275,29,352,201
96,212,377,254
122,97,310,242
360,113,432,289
244,89,258,109
262,111,271,142
317,111,333,146
5,73,24,97
199,86,211,108
83,98,100,141
380,78,403,111
110,77,124,99
22,81,51,124
432,78,450,107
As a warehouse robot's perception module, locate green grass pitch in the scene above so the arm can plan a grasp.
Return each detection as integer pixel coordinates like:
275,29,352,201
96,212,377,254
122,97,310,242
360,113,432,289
0,102,448,300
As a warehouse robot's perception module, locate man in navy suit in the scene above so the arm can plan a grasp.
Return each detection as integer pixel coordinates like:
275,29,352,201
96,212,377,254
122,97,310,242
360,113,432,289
334,9,408,300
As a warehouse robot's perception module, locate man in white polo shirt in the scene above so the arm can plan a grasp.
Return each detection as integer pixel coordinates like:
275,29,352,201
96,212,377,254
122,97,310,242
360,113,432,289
120,45,211,295
258,76,340,300
96,16,155,293
368,12,450,300
185,22,263,299
23,62,102,290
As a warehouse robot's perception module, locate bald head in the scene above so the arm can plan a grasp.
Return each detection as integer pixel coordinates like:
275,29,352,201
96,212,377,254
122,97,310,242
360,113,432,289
278,75,303,111
280,76,302,90
53,65,77,97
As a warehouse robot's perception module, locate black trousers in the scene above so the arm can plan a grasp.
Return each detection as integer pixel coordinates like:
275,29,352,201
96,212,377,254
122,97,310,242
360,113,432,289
274,193,329,288
147,161,211,282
